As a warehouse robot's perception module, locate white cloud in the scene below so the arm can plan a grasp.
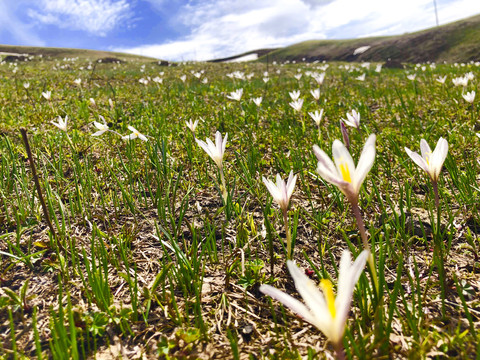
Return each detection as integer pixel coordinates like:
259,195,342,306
27,0,131,36
116,0,480,61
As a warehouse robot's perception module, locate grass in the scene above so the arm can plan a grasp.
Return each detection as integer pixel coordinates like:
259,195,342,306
0,53,479,359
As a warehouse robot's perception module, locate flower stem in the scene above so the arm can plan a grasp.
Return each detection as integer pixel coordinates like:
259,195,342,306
334,342,346,360
351,201,379,294
432,180,446,318
220,166,228,203
283,210,292,260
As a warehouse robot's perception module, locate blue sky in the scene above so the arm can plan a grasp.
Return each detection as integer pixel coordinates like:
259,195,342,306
1,0,480,61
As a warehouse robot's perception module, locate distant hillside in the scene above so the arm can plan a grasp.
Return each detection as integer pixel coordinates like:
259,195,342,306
0,44,158,63
215,14,480,64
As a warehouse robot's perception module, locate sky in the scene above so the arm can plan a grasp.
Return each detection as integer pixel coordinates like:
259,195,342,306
1,0,480,61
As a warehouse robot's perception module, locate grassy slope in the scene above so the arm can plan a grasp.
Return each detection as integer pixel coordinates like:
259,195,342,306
0,44,158,62
258,14,480,63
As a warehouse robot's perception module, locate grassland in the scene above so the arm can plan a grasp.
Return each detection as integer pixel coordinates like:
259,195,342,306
0,54,479,359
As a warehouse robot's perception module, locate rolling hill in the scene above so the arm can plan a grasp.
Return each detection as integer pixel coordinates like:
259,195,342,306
219,14,480,64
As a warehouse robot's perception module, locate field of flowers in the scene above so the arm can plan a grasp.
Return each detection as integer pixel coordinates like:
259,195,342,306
0,55,479,359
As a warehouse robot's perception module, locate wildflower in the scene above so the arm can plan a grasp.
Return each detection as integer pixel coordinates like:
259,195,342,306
23,82,30,89
89,98,96,107
196,131,228,201
51,115,68,131
407,74,416,81
289,98,304,112
122,126,148,141
152,76,163,84
355,73,366,81
375,64,382,73
260,249,369,351
310,88,321,100
92,116,109,137
289,90,301,101
262,171,297,215
227,88,243,101
263,77,269,83
404,137,448,184
294,73,302,80
74,78,82,86
180,75,187,82
252,97,263,107
342,109,360,129
452,76,468,87
42,91,51,100
462,90,475,103
308,109,324,127
185,119,199,135
196,131,228,171
436,76,447,84
313,134,376,205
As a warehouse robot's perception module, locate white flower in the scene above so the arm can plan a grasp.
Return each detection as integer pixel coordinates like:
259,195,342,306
407,74,416,81
289,98,304,112
226,88,243,101
92,116,109,136
74,78,82,86
375,64,382,73
355,73,366,81
263,77,269,83
23,82,30,89
153,76,163,84
122,126,148,141
294,73,302,80
180,75,187,82
343,109,360,129
308,109,324,126
462,90,475,103
313,72,325,85
51,116,68,131
262,171,297,213
452,76,468,87
89,98,96,107
42,91,51,100
260,249,369,346
252,97,263,107
310,88,321,100
185,119,199,133
289,90,301,101
313,134,376,203
436,76,447,84
196,131,228,170
404,137,448,182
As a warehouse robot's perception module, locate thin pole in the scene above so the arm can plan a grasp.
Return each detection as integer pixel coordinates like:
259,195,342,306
433,0,439,26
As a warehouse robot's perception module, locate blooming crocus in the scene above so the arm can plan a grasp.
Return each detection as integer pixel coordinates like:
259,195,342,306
289,90,301,101
263,170,297,211
289,98,304,112
375,64,382,73
122,126,148,141
74,78,82,86
404,137,448,184
343,109,360,129
252,97,263,107
42,91,51,100
226,88,243,101
260,249,369,354
355,73,366,81
92,116,109,137
308,109,324,127
196,131,228,201
436,76,447,84
462,90,475,103
51,116,68,131
185,119,199,136
310,88,321,100
180,75,187,82
407,74,416,81
313,134,375,205
452,76,468,87
23,82,30,89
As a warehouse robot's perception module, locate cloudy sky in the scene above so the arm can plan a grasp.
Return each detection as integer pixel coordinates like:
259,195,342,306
1,0,480,61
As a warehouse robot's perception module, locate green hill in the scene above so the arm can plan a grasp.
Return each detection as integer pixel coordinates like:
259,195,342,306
0,44,158,63
251,14,480,63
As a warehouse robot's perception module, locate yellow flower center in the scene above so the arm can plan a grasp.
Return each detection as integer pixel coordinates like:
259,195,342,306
320,279,336,318
425,152,431,166
339,161,352,183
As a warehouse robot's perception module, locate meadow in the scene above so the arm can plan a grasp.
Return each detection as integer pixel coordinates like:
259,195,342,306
0,54,479,359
